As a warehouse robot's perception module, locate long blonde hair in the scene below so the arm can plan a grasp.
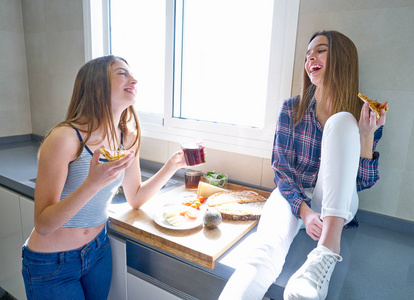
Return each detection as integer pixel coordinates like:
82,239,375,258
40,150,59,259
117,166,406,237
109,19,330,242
40,55,141,158
294,30,362,126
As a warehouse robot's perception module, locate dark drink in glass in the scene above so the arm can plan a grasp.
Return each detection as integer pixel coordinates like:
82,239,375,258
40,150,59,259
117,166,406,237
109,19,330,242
181,140,205,166
184,170,202,190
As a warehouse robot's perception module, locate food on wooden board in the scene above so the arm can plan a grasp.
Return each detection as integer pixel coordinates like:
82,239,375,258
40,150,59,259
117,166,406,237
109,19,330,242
162,206,185,226
203,171,228,187
206,190,267,221
196,181,227,199
203,207,222,229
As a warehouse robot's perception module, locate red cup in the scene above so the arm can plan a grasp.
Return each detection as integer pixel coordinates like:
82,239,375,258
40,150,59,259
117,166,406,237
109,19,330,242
180,140,205,166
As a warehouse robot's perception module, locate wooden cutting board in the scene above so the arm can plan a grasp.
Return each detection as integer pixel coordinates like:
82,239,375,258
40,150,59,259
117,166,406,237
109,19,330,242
108,183,270,269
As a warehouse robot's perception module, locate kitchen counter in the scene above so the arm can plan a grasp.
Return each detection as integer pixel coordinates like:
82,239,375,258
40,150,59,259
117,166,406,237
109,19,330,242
1,136,414,300
108,184,263,270
0,137,278,298
0,138,38,199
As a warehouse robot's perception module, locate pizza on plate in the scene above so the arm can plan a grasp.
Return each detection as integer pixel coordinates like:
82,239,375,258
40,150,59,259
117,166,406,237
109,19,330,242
206,190,267,221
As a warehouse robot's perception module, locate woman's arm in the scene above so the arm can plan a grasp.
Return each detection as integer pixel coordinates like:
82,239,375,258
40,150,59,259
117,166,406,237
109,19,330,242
359,101,387,159
121,150,187,209
34,126,134,236
272,99,312,218
357,101,388,190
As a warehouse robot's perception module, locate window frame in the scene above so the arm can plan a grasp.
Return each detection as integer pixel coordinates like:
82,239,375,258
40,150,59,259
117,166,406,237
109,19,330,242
83,0,299,159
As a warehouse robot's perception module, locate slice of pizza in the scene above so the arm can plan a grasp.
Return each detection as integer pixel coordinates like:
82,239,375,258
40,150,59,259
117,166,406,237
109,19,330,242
358,93,389,118
207,190,266,207
99,146,130,161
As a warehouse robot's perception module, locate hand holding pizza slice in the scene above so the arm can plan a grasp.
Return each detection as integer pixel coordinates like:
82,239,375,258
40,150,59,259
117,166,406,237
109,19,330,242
99,146,130,161
358,93,389,119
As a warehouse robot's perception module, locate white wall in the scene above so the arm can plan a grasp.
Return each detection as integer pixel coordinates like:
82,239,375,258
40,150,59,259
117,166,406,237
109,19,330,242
1,0,413,222
292,0,414,222
21,0,85,136
0,0,32,137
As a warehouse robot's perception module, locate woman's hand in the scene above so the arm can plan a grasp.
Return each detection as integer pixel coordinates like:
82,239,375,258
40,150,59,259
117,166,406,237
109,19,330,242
359,101,388,137
300,202,323,241
303,211,323,241
359,101,388,159
87,148,135,190
167,150,187,170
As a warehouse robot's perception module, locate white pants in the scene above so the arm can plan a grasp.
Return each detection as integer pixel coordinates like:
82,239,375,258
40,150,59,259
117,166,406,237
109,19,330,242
219,112,360,300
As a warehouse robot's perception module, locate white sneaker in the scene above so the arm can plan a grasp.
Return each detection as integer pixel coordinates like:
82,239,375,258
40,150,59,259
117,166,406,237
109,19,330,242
283,245,342,300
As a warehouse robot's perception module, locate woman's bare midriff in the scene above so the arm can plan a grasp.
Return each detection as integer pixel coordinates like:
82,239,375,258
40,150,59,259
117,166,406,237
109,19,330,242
26,223,106,253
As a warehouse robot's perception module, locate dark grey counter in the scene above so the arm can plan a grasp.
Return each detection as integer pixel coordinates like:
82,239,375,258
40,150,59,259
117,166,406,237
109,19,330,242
0,137,39,198
1,136,414,299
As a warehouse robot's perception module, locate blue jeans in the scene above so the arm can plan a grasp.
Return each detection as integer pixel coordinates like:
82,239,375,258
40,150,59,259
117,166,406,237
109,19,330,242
22,225,112,300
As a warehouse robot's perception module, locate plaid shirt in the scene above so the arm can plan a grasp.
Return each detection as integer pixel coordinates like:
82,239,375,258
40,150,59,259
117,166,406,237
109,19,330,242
271,96,382,220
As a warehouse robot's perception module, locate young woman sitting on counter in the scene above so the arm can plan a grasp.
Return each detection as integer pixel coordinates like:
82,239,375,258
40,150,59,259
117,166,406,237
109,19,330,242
219,30,388,300
21,55,187,299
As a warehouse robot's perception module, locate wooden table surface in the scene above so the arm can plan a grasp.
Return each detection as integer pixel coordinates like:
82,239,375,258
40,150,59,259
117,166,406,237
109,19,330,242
108,184,270,269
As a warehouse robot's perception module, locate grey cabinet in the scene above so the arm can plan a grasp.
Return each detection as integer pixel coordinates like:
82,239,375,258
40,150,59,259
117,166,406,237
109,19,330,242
0,186,29,300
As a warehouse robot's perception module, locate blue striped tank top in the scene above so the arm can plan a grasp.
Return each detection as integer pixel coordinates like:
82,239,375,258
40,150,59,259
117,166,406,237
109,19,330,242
61,126,125,228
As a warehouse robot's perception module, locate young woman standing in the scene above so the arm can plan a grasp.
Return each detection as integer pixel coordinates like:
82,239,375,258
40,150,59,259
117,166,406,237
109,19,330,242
22,55,187,299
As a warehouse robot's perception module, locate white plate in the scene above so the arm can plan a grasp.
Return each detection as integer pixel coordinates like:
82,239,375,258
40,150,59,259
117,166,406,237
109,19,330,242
153,205,203,230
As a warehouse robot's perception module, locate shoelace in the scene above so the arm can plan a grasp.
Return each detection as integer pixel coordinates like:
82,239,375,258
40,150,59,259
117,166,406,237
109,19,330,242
303,250,343,288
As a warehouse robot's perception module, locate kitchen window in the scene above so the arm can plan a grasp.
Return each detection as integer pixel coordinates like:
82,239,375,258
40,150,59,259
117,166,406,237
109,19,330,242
83,0,299,158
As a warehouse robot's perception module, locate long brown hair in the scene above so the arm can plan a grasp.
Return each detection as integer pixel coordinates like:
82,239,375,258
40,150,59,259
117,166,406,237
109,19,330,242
40,55,141,158
294,30,362,126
